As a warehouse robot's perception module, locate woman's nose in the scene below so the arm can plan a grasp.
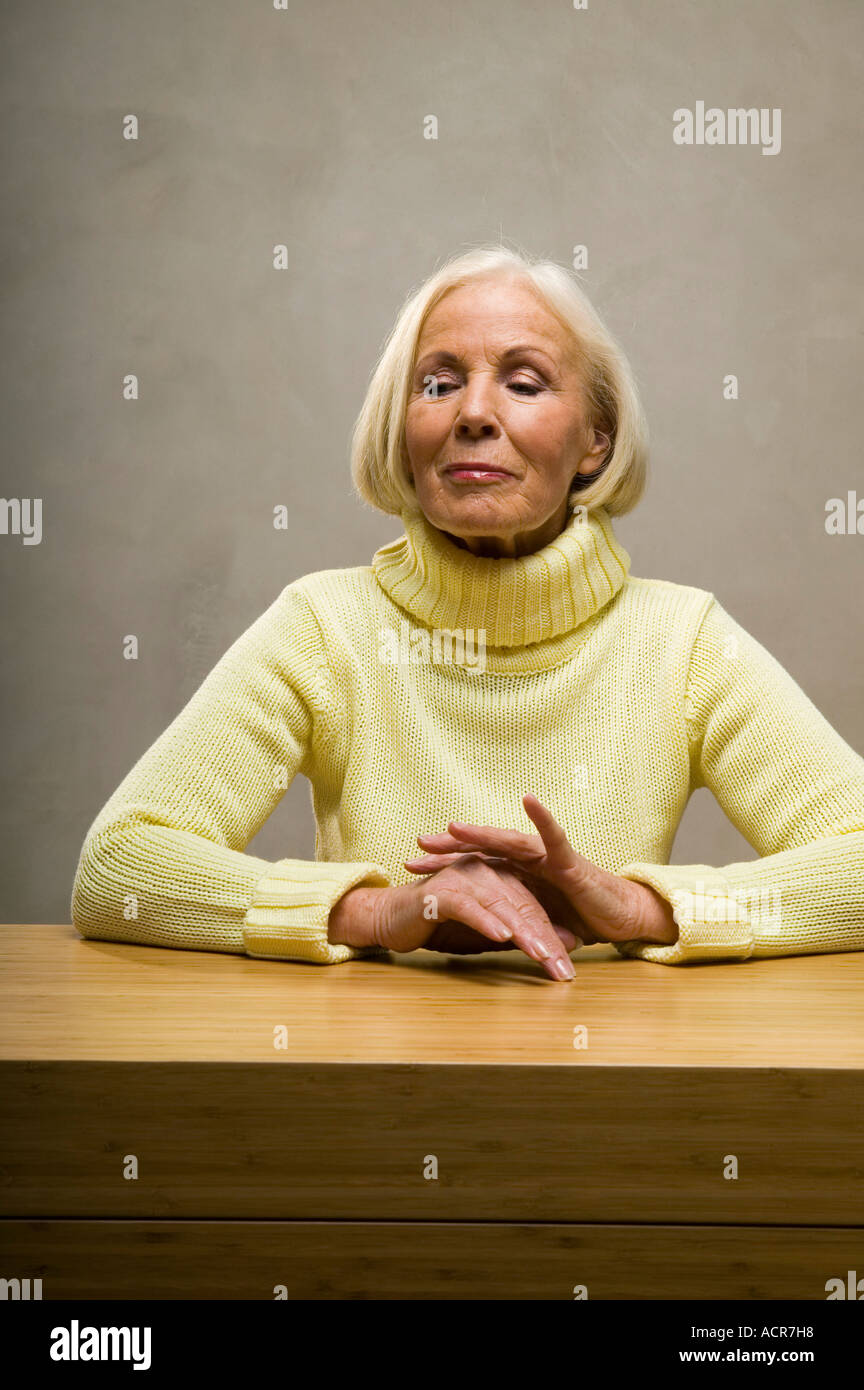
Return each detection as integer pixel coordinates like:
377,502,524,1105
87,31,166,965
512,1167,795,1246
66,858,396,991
454,377,500,431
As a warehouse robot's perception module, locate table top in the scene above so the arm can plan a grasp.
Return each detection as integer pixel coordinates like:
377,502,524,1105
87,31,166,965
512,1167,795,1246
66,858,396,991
1,925,863,1067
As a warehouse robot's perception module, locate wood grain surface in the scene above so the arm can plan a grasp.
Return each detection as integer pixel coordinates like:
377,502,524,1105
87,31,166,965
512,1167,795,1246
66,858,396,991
1,925,862,1298
1,1219,858,1300
1,925,863,1065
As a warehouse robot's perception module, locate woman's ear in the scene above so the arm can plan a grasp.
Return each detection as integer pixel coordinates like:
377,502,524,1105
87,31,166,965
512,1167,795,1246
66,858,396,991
591,429,611,461
574,431,611,478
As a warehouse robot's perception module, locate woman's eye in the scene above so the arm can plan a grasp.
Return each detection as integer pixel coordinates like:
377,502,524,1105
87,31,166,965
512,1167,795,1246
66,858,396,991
419,375,542,397
422,377,455,397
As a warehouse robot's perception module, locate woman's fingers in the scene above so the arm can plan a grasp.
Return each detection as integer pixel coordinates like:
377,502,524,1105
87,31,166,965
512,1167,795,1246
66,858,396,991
426,920,580,956
521,793,577,868
552,925,582,952
417,824,545,864
471,857,579,977
520,794,597,888
427,798,597,892
411,802,650,946
417,795,587,879
404,851,473,871
405,851,596,945
411,836,488,856
423,921,515,955
433,867,576,981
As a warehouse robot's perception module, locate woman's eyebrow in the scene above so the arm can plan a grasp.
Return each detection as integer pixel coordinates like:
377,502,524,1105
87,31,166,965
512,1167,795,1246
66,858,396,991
414,349,461,369
498,343,557,368
414,344,558,370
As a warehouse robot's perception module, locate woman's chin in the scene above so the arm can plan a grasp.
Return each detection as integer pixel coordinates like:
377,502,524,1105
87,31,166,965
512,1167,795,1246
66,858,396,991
427,494,519,536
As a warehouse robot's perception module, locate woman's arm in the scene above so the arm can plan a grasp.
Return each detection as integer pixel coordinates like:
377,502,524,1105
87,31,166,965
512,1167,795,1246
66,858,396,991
70,584,391,964
614,597,864,965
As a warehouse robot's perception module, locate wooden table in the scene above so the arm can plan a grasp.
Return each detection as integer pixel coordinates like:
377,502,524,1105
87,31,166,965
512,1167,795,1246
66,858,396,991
1,925,862,1300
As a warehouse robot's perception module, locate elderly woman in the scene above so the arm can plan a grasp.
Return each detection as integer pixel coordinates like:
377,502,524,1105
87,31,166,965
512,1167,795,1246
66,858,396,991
71,244,864,982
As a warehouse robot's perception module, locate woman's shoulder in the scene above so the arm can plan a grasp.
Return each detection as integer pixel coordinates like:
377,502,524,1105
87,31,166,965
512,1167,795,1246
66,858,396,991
618,573,716,625
281,561,380,607
268,564,386,641
606,577,723,677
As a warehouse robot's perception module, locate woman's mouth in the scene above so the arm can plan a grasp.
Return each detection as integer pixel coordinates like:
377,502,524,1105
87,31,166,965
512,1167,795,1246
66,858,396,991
443,463,513,481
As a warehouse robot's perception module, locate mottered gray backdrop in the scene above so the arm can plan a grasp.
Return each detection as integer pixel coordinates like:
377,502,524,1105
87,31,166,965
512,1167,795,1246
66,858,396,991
1,0,862,924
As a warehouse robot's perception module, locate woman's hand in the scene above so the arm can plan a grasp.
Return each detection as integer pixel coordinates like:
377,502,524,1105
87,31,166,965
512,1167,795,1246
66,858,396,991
329,855,581,981
403,793,679,947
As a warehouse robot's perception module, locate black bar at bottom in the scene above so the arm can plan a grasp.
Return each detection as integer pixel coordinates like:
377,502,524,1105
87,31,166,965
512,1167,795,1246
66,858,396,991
0,1298,857,1376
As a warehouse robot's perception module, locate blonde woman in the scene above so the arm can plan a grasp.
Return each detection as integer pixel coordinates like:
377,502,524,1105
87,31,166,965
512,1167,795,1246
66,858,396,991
71,244,864,982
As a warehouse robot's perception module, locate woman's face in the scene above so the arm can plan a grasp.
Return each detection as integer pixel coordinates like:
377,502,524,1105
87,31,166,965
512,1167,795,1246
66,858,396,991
404,274,610,557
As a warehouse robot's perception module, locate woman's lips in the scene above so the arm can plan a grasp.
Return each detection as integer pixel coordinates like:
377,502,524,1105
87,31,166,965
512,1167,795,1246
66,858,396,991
443,464,513,481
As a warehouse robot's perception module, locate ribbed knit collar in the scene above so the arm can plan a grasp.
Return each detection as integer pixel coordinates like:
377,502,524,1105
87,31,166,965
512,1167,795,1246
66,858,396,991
371,504,631,650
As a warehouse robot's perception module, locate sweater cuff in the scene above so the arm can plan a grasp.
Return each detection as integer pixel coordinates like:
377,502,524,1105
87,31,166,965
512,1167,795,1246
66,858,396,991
243,858,392,964
613,863,756,965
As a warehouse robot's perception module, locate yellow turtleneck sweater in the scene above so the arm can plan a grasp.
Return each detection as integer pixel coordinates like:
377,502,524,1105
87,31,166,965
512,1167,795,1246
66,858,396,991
71,506,864,967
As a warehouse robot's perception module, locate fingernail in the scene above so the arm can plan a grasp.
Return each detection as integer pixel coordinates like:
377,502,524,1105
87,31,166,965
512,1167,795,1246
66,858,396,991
497,926,514,940
533,941,551,960
552,957,575,980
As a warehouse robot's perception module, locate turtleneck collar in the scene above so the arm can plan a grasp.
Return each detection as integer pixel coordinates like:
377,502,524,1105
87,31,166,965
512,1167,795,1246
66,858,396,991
371,504,631,651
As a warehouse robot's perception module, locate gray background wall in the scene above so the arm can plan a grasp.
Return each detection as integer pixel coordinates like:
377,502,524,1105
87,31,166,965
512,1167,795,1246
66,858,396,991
2,0,861,923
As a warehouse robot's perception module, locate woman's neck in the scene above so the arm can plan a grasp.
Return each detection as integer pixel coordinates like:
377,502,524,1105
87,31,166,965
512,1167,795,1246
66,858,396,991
371,503,632,649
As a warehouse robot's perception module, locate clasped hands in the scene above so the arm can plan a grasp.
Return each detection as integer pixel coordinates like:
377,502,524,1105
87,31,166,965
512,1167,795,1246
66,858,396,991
402,792,679,981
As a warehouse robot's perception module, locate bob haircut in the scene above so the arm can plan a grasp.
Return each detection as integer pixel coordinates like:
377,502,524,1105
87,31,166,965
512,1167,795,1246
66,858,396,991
350,241,648,518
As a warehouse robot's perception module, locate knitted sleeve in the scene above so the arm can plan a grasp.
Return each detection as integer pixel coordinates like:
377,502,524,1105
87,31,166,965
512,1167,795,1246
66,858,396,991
70,584,392,964
614,596,864,965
